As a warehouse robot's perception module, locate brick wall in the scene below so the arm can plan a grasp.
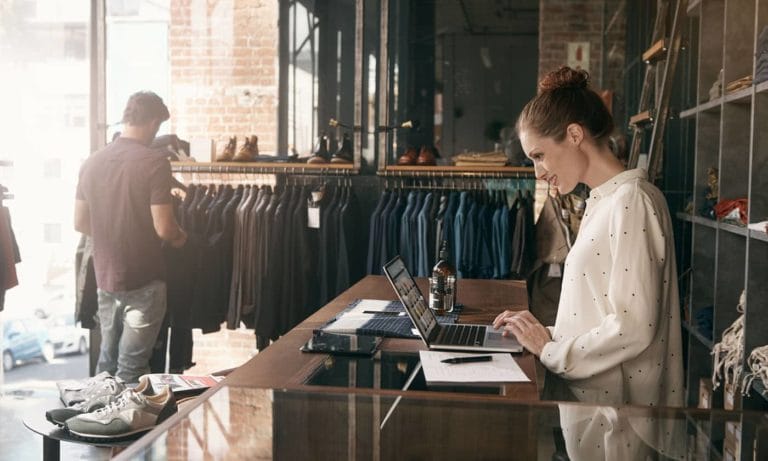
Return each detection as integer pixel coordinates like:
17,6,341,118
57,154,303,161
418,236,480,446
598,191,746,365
168,0,279,158
167,0,276,374
538,0,626,93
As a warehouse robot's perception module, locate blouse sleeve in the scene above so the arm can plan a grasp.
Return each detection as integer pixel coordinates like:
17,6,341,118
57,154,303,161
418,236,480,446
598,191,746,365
540,185,669,380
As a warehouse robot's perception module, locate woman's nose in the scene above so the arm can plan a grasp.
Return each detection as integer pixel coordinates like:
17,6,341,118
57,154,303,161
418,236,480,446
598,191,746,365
534,163,546,180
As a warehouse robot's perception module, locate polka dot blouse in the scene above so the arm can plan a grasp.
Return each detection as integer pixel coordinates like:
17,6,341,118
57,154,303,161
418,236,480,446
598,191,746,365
540,169,684,408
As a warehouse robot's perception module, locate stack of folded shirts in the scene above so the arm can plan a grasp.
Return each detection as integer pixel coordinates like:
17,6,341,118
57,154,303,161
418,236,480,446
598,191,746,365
725,75,752,93
756,26,768,84
452,151,508,167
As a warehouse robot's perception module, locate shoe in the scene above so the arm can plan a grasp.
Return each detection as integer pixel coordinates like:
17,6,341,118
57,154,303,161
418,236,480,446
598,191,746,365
331,133,353,163
216,137,236,162
308,133,330,164
416,145,437,165
65,384,177,440
396,146,418,165
47,376,133,427
56,371,114,406
233,135,255,162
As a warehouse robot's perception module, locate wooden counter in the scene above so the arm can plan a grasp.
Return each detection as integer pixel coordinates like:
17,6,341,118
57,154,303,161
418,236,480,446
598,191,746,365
224,275,540,401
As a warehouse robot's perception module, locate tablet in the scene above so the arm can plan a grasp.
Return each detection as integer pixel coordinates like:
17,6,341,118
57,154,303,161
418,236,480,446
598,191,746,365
300,331,382,356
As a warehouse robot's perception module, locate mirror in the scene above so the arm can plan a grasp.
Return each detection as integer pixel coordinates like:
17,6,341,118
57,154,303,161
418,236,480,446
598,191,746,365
381,0,539,166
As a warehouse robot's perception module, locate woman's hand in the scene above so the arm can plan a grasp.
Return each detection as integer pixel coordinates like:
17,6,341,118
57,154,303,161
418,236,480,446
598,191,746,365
493,310,551,357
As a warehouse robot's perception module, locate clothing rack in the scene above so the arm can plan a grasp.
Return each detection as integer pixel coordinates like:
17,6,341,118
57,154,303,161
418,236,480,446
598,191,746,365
382,176,537,192
171,161,357,176
377,166,535,179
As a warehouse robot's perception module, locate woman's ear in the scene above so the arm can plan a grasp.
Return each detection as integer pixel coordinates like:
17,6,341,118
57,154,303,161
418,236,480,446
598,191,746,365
566,123,584,145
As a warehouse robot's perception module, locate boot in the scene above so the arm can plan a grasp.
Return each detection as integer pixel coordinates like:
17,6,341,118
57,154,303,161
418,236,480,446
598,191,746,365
248,135,259,159
233,136,253,162
331,133,353,163
215,137,236,162
308,133,329,164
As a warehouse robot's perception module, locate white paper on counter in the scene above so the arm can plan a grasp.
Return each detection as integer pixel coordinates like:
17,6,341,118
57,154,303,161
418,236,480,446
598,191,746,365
419,351,531,384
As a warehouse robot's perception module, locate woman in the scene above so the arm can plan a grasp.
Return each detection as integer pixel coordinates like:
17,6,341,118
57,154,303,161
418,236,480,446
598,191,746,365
494,66,683,407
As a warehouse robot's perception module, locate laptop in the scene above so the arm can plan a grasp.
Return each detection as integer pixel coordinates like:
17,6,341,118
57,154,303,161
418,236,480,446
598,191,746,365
382,256,523,353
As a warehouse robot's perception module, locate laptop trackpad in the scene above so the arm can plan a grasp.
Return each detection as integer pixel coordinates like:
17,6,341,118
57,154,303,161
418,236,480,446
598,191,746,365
485,331,521,348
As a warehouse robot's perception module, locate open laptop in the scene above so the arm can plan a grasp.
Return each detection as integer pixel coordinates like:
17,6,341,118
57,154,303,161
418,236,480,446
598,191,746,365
383,256,523,353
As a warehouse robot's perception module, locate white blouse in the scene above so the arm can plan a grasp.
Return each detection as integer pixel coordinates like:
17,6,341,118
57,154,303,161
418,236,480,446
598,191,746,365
540,169,684,407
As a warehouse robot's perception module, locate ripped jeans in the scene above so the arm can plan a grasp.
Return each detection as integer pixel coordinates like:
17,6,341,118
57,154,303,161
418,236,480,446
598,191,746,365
96,280,166,383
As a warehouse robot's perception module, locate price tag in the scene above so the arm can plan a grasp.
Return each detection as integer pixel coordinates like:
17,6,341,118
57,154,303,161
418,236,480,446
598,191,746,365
547,263,562,278
308,206,320,229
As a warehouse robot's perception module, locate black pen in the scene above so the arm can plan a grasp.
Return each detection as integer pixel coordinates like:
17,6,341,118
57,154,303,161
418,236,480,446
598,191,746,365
441,355,493,364
363,310,402,316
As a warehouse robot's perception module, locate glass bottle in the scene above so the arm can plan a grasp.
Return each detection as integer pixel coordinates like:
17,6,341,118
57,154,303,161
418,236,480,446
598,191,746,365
429,240,456,314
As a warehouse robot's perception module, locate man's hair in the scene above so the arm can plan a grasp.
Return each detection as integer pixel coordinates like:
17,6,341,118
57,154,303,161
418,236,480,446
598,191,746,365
122,91,170,126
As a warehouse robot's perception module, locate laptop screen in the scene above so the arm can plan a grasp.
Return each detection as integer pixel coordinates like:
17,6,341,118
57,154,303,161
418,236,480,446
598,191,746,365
382,256,439,342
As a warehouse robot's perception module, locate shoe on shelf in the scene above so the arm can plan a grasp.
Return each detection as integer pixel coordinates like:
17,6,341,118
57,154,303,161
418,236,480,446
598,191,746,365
396,146,418,165
416,145,437,165
308,133,330,164
215,137,236,162
331,133,353,163
57,371,115,406
233,135,255,162
47,376,136,427
65,384,177,440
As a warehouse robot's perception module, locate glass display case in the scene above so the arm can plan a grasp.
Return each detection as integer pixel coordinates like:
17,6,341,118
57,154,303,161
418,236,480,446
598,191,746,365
114,382,768,461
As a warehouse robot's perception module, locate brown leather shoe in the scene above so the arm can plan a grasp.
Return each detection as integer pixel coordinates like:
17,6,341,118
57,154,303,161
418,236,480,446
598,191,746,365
215,137,236,162
248,135,259,159
416,145,436,165
233,136,255,162
396,146,418,165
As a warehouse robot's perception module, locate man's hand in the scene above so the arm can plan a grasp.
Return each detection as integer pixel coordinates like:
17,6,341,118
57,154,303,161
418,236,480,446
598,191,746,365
493,310,551,356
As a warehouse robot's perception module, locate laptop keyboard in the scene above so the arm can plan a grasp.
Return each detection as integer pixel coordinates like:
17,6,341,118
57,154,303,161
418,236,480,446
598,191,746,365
439,324,487,346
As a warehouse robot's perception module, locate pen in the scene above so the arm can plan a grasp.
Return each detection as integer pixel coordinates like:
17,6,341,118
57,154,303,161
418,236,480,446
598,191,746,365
363,310,402,316
441,355,493,364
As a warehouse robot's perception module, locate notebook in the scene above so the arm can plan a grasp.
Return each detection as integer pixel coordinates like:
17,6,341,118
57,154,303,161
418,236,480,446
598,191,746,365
382,256,523,353
319,299,460,339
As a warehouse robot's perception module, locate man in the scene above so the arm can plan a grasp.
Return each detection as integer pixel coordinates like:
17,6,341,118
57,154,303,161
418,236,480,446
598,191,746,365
75,91,187,383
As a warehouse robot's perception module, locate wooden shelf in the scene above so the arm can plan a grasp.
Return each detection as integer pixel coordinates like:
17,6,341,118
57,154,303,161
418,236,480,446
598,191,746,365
379,165,536,178
750,229,768,243
756,80,768,95
723,86,753,104
699,97,723,113
680,106,698,119
676,213,750,238
171,161,357,175
643,39,667,63
683,320,714,351
629,110,653,126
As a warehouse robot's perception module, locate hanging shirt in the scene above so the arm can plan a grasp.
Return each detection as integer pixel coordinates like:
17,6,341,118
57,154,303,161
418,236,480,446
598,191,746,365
540,169,684,408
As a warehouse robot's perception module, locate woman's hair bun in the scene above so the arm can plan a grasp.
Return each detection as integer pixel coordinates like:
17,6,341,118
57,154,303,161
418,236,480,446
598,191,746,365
538,66,590,93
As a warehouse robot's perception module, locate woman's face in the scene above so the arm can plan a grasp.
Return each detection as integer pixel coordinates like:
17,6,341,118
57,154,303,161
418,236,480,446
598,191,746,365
519,124,586,195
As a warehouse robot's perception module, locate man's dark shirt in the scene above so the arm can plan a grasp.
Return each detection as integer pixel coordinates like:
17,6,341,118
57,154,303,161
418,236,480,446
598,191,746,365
76,137,172,292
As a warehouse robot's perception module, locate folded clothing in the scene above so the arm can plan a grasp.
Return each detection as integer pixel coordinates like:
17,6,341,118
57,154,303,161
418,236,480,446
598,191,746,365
452,151,508,162
713,198,748,224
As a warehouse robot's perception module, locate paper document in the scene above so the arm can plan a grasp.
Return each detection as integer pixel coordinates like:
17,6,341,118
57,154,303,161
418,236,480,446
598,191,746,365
419,351,531,384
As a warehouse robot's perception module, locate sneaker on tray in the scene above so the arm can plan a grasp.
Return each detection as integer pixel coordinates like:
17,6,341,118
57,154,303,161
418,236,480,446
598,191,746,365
65,385,177,440
46,376,151,427
56,371,115,406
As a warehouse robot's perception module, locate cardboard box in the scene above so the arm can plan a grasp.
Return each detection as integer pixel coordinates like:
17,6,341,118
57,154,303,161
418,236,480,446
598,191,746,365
698,378,712,409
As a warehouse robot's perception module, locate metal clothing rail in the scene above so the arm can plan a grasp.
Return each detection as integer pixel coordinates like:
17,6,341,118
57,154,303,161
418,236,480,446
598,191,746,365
376,166,536,179
170,161,357,176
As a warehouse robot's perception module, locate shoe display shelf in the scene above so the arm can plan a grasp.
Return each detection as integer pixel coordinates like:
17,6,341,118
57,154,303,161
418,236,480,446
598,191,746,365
378,165,535,178
676,0,768,458
170,161,358,176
